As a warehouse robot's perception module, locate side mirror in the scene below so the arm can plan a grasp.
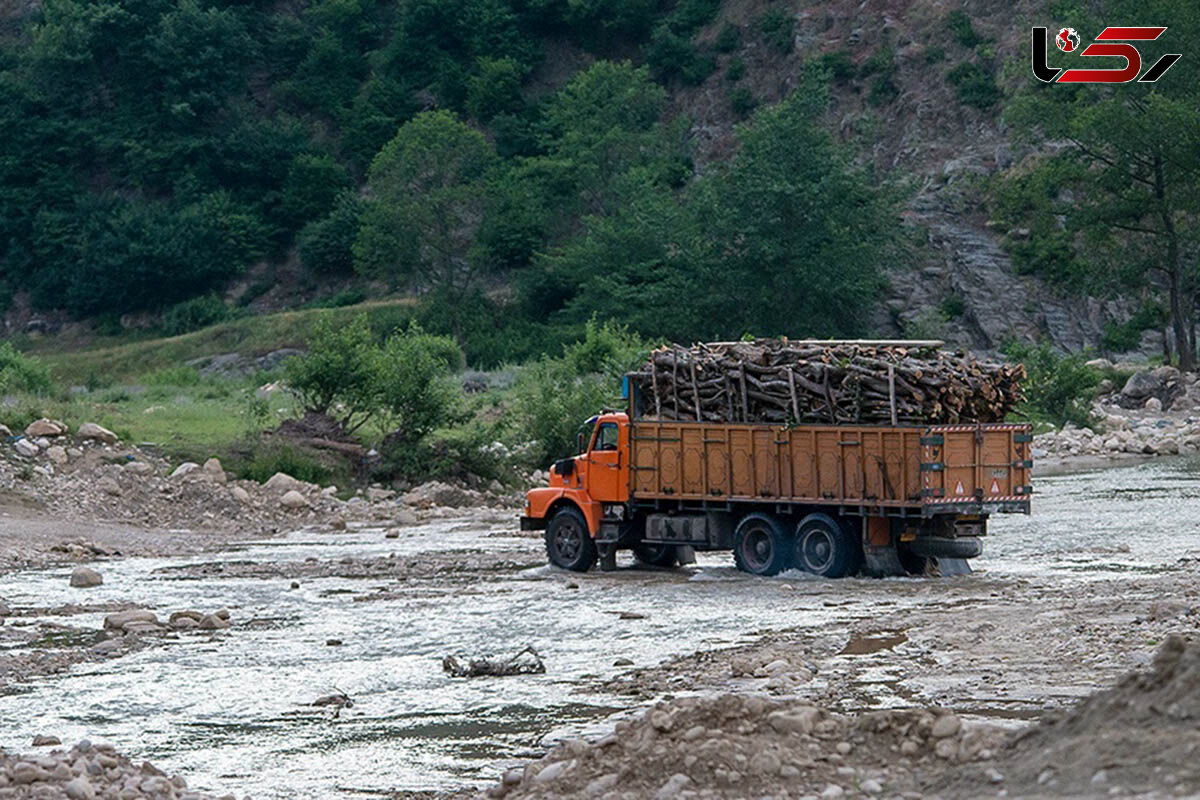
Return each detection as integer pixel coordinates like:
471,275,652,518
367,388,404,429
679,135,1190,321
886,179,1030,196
576,432,585,454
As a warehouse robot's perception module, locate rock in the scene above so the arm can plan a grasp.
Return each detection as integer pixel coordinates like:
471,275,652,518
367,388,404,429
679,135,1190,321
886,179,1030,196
821,785,845,799
25,418,67,437
171,617,200,630
749,751,780,775
69,567,103,588
77,422,117,444
15,438,39,457
124,461,154,476
170,462,201,478
932,714,962,738
231,486,251,504
92,638,122,654
198,614,231,630
393,508,419,525
280,490,309,510
32,734,61,746
169,611,204,625
533,760,573,784
656,774,690,798
935,738,959,759
1144,396,1163,413
401,481,477,509
986,767,1005,783
585,774,618,795
0,423,10,436
202,457,227,484
861,778,883,794
98,478,121,496
613,658,634,667
768,707,820,734
366,487,394,502
384,529,400,539
762,658,791,676
264,472,306,493
1085,358,1114,370
326,639,342,646
12,762,49,784
104,610,159,630
215,608,230,620
64,777,95,800
46,445,68,465
0,599,9,616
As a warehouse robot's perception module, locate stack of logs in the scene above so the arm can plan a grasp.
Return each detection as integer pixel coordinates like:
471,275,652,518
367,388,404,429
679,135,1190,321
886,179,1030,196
629,340,1025,425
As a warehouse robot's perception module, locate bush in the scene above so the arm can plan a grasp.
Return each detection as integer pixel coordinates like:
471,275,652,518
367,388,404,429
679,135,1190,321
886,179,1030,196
946,10,985,49
924,45,946,63
237,443,334,485
1102,304,1164,353
867,76,899,106
714,25,739,53
947,62,1000,109
162,296,233,336
376,323,462,445
645,29,716,85
298,192,364,275
0,342,52,395
284,314,382,431
815,50,855,81
1004,341,1099,428
939,294,966,319
726,57,746,81
729,87,756,118
143,366,205,386
507,319,649,466
757,9,793,54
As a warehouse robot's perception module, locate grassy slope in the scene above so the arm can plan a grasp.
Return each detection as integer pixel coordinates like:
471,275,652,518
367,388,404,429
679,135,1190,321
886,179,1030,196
28,299,416,384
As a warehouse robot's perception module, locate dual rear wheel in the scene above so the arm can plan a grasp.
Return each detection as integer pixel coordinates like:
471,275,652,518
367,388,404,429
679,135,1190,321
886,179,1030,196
733,512,862,578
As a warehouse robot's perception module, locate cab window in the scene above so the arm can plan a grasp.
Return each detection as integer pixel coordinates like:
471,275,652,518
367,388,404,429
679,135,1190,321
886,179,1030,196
593,422,619,452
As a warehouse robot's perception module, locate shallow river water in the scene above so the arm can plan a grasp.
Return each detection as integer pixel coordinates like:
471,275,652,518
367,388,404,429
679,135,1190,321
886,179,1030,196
1,456,1199,797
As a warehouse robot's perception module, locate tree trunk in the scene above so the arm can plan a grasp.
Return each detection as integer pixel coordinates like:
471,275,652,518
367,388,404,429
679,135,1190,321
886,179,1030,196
1155,155,1194,371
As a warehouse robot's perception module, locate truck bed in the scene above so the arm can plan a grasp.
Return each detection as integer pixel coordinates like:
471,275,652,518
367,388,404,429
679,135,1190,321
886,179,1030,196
629,420,1032,515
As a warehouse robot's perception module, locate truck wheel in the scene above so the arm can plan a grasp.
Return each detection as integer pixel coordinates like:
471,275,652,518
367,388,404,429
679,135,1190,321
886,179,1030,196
733,514,792,576
633,543,678,568
794,513,861,578
545,508,597,572
907,536,983,559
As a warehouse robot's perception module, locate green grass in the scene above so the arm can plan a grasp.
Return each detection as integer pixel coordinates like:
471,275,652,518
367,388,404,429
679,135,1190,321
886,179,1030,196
23,299,417,385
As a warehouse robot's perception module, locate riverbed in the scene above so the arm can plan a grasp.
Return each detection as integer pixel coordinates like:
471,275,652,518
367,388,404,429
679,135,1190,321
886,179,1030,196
1,456,1198,798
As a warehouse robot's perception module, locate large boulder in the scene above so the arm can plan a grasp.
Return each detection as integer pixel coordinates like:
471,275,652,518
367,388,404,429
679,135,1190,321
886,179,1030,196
1118,368,1182,410
103,610,159,630
25,418,67,437
69,567,103,588
77,422,118,444
264,472,308,493
202,457,227,484
401,481,479,509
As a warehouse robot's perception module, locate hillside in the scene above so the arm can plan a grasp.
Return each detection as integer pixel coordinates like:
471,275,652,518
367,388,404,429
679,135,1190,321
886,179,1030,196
0,0,1193,365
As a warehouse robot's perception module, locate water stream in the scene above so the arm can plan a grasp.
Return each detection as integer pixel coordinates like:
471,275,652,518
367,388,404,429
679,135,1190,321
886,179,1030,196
1,456,1198,797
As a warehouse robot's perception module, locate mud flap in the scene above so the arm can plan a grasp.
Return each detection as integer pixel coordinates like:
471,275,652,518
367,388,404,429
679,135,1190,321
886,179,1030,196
598,543,617,572
926,557,972,577
676,546,696,565
862,545,906,578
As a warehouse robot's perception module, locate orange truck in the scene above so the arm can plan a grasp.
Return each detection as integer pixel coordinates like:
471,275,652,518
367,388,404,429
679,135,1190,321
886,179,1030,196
521,379,1032,577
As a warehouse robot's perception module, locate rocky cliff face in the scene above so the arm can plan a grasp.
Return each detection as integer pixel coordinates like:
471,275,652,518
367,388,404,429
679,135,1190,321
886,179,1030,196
673,0,1143,356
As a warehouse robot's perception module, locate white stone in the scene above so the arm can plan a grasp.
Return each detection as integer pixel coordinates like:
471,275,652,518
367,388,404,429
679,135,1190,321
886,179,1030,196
264,472,306,493
69,567,103,588
231,486,251,504
202,457,227,484
280,490,309,510
25,418,67,437
170,462,201,478
15,438,38,457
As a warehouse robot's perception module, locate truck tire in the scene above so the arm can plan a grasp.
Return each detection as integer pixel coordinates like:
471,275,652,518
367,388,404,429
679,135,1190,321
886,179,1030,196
794,513,861,578
545,507,597,572
907,536,983,560
633,543,678,568
733,513,792,576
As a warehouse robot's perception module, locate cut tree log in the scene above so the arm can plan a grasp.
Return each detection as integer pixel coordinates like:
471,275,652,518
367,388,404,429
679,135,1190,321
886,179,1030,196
630,339,1024,426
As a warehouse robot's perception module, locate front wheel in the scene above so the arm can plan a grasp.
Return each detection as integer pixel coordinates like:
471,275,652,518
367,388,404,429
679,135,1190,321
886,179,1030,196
733,513,792,576
794,513,861,578
545,508,597,572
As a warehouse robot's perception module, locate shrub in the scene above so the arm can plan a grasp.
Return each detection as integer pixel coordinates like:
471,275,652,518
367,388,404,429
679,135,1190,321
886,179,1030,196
376,323,462,446
645,29,716,85
1004,341,1099,428
284,314,381,432
729,87,756,118
947,62,1000,109
757,9,793,53
162,296,232,336
939,294,966,319
726,57,746,81
1101,304,1164,353
0,342,52,395
143,366,205,386
815,50,855,81
946,9,985,49
507,319,648,466
714,25,739,53
924,45,946,63
867,76,899,106
237,443,334,485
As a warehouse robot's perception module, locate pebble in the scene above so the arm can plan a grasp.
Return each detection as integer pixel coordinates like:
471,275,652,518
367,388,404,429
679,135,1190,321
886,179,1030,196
103,610,158,630
31,735,60,746
821,784,845,798
656,774,690,798
533,759,573,783
861,778,883,794
199,614,231,630
202,457,227,484
64,777,95,800
280,490,309,509
170,462,201,478
231,486,251,504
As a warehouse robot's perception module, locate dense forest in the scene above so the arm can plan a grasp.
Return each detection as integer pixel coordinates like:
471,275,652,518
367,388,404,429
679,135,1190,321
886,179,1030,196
1,0,1198,367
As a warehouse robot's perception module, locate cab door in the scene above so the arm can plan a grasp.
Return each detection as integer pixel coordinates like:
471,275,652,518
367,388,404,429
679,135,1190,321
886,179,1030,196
586,420,624,502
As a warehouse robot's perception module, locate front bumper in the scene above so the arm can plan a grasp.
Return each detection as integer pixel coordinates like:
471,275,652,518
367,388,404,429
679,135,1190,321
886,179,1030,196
520,516,547,531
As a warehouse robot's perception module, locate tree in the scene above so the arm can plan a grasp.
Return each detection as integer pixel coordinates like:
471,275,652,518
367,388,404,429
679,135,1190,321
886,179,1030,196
1004,3,1200,369
354,110,498,334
